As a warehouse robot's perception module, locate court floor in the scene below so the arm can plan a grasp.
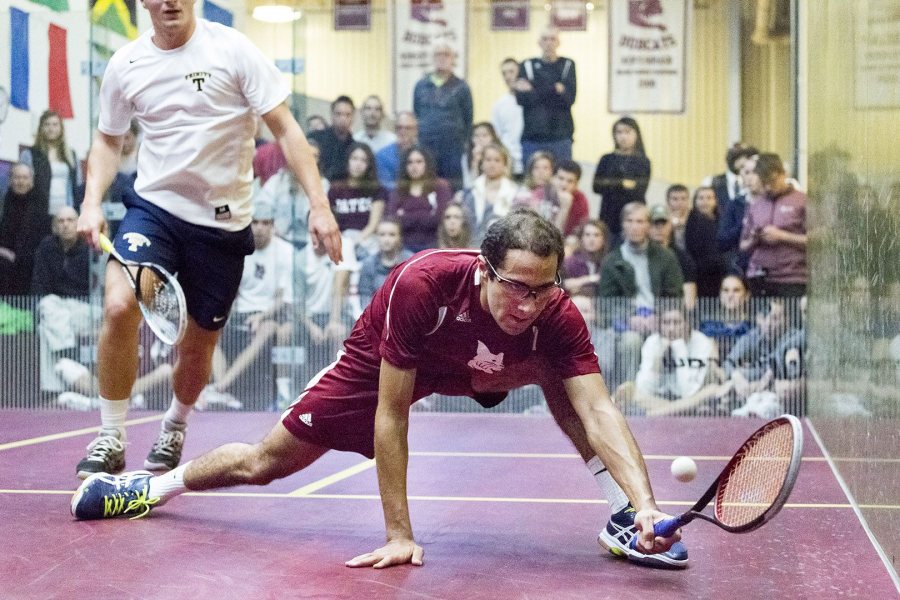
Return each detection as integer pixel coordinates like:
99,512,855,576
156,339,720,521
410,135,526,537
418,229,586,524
0,411,897,599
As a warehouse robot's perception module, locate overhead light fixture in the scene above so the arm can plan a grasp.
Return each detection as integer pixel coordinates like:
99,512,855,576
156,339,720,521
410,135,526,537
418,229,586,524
252,5,302,23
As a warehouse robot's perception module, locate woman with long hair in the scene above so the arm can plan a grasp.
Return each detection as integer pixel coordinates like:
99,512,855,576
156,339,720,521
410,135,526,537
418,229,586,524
437,201,473,249
327,142,387,255
685,185,725,297
19,110,84,219
386,145,453,252
461,122,502,190
593,116,651,241
460,143,518,246
563,219,610,296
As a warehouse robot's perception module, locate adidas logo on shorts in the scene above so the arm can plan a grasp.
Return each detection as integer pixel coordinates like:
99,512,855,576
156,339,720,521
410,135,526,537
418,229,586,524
299,412,313,427
456,311,471,323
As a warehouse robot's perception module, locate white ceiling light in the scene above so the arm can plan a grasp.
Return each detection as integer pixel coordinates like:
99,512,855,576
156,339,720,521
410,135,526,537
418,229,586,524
252,5,302,23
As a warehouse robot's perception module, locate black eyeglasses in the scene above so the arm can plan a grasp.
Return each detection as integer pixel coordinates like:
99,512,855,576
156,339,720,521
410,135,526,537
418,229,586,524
483,257,561,302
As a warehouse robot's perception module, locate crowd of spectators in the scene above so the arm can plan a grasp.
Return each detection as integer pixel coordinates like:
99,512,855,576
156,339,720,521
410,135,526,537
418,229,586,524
1,28,897,417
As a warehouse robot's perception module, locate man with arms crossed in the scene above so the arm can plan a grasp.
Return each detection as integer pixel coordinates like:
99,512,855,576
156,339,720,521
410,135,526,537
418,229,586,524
73,210,686,570
75,0,342,479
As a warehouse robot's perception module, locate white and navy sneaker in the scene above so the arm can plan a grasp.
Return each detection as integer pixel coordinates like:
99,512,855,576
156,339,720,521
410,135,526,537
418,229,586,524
598,505,689,569
71,470,159,520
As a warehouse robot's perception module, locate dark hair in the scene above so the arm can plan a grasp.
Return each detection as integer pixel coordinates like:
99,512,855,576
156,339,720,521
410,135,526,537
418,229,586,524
481,208,564,273
693,185,718,217
501,57,519,68
726,143,759,172
754,153,785,182
377,217,403,238
345,142,381,194
612,116,646,156
331,95,355,112
466,122,501,176
397,145,437,196
666,184,689,200
524,151,555,189
555,159,582,179
437,201,472,249
576,219,610,256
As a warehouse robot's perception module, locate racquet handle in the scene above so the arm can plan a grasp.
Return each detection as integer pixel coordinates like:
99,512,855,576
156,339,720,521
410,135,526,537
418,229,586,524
628,516,685,550
98,233,114,254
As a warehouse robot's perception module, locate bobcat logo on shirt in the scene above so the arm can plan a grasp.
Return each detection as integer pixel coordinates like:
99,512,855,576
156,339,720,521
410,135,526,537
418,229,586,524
185,71,212,92
122,232,151,253
467,340,504,374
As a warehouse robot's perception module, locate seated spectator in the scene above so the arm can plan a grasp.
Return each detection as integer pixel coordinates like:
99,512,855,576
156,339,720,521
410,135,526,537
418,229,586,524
203,204,298,408
685,186,725,297
460,143,517,246
461,122,502,190
740,152,808,297
718,153,759,276
308,96,356,181
648,204,697,310
699,275,752,362
358,218,412,309
0,163,48,295
328,142,387,256
553,159,589,237
375,112,419,191
103,119,141,237
563,220,609,297
255,139,327,250
305,114,328,134
570,294,615,382
437,201,473,249
353,95,396,153
618,304,727,417
513,151,558,223
31,207,94,394
665,184,690,251
386,146,452,253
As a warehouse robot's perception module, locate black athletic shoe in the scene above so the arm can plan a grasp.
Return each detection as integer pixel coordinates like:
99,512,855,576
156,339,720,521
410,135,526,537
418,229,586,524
76,432,126,480
143,423,185,471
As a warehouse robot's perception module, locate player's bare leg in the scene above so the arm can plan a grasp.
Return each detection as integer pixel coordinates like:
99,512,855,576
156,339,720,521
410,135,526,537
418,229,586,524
75,261,143,479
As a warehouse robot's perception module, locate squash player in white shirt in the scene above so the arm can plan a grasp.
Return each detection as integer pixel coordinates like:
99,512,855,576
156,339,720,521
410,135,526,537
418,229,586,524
75,0,342,479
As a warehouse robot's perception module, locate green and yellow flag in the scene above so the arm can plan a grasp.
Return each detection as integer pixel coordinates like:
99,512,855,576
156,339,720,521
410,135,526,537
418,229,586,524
91,0,138,39
29,0,70,12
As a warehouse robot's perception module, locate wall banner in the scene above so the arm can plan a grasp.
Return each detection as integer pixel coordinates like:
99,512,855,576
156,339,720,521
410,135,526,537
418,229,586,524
335,0,370,31
491,0,528,32
608,0,688,114
551,0,587,32
854,0,900,109
392,0,467,113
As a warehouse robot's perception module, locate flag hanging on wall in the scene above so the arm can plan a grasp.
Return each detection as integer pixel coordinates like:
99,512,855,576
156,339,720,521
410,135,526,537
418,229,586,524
48,24,73,118
28,0,70,11
10,8,30,110
203,1,233,27
91,0,138,39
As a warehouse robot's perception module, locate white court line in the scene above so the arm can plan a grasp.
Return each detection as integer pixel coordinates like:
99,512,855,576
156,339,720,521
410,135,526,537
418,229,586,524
0,415,164,451
806,418,900,593
287,459,376,496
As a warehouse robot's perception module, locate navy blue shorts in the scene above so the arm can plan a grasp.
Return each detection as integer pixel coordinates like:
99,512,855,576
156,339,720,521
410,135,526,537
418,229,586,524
113,193,254,331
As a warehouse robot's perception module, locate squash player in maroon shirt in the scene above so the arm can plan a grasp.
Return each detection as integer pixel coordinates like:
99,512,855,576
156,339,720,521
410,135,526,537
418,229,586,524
72,209,687,570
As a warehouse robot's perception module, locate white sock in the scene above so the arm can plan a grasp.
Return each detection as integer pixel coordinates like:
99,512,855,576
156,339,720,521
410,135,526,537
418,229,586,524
164,397,193,426
587,456,630,513
148,462,190,503
99,397,129,438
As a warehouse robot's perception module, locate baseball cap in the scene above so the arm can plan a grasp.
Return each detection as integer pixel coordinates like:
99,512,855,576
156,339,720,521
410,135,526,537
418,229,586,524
253,202,275,221
649,204,669,222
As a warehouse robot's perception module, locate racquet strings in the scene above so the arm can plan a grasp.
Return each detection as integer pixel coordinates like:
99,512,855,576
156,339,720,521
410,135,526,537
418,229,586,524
136,265,182,344
715,419,796,527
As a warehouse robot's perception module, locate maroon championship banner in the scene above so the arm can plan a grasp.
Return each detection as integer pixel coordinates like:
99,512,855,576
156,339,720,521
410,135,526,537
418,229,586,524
334,0,371,31
550,0,587,32
491,0,528,31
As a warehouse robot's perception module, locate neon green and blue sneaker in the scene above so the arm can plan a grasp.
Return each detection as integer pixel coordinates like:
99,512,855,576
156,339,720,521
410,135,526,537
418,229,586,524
71,470,159,520
598,505,689,569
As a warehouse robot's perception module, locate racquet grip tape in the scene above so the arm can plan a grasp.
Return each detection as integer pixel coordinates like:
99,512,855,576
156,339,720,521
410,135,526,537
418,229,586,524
629,516,683,549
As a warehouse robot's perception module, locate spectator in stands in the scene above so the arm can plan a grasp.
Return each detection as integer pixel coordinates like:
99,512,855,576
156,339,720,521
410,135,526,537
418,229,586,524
252,120,287,186
553,159,589,237
461,122,502,190
718,153,760,276
618,304,726,417
386,146,452,253
491,58,524,179
202,203,298,409
704,143,758,219
563,219,609,297
309,96,356,181
648,204,697,310
413,43,473,191
328,142,387,256
437,201,473,249
513,151,558,224
354,95,396,153
0,163,47,295
104,119,141,237
570,294,615,385
255,139,327,250
664,184,690,251
31,206,95,394
699,274,752,362
460,143,517,246
515,26,577,164
740,152,808,297
594,117,651,243
358,218,411,309
305,114,328,133
376,111,418,191
685,186,725,298
20,109,83,215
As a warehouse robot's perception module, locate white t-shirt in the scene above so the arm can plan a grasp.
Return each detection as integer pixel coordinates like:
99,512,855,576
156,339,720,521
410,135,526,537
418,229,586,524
353,129,397,154
303,236,358,316
98,20,290,230
491,92,524,175
234,235,296,314
635,331,717,399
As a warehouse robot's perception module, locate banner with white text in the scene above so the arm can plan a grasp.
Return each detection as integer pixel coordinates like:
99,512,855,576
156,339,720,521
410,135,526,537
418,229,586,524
392,0,467,113
608,0,689,114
